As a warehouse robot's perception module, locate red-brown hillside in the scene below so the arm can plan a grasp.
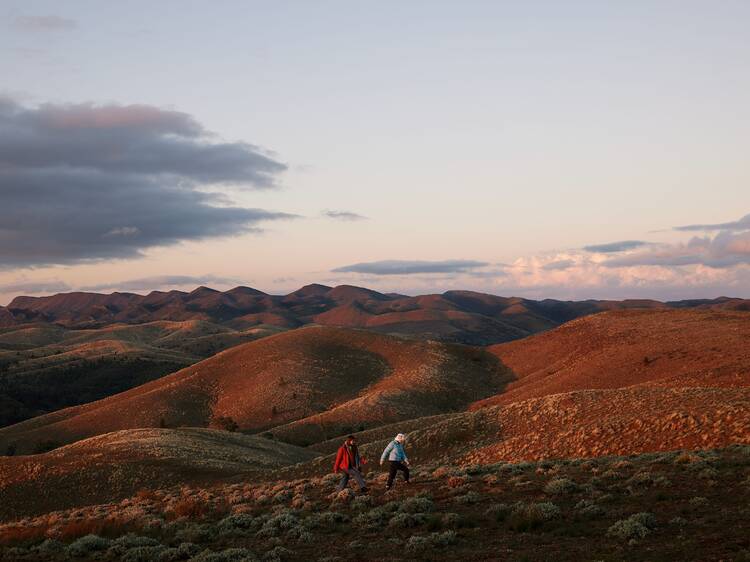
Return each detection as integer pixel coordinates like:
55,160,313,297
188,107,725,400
472,309,750,410
0,326,510,453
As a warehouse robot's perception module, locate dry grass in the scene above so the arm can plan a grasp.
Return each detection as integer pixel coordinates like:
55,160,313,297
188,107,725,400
0,525,47,546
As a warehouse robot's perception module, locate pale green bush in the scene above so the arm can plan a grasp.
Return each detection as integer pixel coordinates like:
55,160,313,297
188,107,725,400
607,512,657,541
67,534,111,557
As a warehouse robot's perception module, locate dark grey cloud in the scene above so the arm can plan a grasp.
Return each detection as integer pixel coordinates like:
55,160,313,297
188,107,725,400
583,240,649,253
332,259,490,275
674,213,750,232
0,99,293,267
603,231,750,268
322,210,368,221
0,280,72,294
13,15,77,32
81,275,246,292
542,259,576,271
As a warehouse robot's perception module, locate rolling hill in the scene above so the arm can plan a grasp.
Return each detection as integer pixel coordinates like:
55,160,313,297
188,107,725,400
0,326,511,454
472,308,750,409
0,320,282,427
2,285,749,429
0,428,317,520
5,284,748,344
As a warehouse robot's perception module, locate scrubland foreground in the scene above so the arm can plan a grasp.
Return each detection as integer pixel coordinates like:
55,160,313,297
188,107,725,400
0,307,748,561
1,445,750,561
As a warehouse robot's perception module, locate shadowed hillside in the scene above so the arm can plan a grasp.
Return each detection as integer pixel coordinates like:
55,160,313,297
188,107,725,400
0,326,511,454
0,320,282,427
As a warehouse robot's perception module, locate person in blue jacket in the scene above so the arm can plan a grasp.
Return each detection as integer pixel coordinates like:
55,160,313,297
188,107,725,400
380,433,410,491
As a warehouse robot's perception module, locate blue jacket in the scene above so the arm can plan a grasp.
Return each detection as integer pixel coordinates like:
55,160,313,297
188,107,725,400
381,440,408,463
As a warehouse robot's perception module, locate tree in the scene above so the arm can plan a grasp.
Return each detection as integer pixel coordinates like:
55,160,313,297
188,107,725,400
212,415,239,432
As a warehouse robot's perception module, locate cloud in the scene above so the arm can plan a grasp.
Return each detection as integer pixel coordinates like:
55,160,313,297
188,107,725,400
332,259,490,275
0,280,72,294
674,213,750,232
603,231,750,268
583,240,649,253
0,98,294,267
13,15,77,32
322,210,368,221
542,259,576,271
81,274,246,292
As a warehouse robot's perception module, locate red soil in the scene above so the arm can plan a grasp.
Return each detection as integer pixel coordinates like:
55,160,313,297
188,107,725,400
473,309,750,410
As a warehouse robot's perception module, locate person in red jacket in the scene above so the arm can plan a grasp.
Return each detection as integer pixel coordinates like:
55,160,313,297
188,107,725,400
333,435,368,493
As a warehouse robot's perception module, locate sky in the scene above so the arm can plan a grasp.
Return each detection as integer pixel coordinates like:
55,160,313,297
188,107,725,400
1,0,749,304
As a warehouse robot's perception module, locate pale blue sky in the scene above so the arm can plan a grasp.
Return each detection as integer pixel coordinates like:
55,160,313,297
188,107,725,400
1,1,749,301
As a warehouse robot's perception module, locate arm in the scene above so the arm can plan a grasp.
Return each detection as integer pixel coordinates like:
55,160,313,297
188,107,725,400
380,442,394,464
333,447,343,473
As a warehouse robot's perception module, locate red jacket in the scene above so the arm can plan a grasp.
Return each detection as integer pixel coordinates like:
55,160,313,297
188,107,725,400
333,443,361,473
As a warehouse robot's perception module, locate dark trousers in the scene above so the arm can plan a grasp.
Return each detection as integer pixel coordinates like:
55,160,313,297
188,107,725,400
387,460,409,489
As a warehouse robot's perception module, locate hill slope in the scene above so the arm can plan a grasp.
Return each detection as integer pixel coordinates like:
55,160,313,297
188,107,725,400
472,308,750,410
0,428,318,520
0,320,281,427
0,326,511,453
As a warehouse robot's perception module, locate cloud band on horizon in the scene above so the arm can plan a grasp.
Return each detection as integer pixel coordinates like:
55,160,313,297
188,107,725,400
332,259,490,275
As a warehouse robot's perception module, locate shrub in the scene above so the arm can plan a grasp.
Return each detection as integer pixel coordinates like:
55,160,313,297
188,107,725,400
544,477,580,495
670,517,688,527
172,498,209,519
698,467,719,480
508,502,561,532
304,511,349,530
350,495,373,511
176,542,201,558
483,474,500,485
399,496,434,513
405,531,457,552
689,496,709,508
263,545,294,561
574,499,605,518
432,466,456,479
109,534,162,555
211,416,239,432
257,512,301,538
607,512,657,541
485,503,512,522
446,476,467,488
66,534,111,557
190,547,258,561
217,513,256,535
389,512,428,528
136,488,160,502
122,545,167,562
454,491,482,504
273,489,293,503
353,507,391,529
174,523,217,544
34,539,64,554
601,469,625,481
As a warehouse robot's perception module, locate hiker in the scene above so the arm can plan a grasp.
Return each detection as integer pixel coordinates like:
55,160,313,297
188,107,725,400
333,435,368,493
380,433,410,491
